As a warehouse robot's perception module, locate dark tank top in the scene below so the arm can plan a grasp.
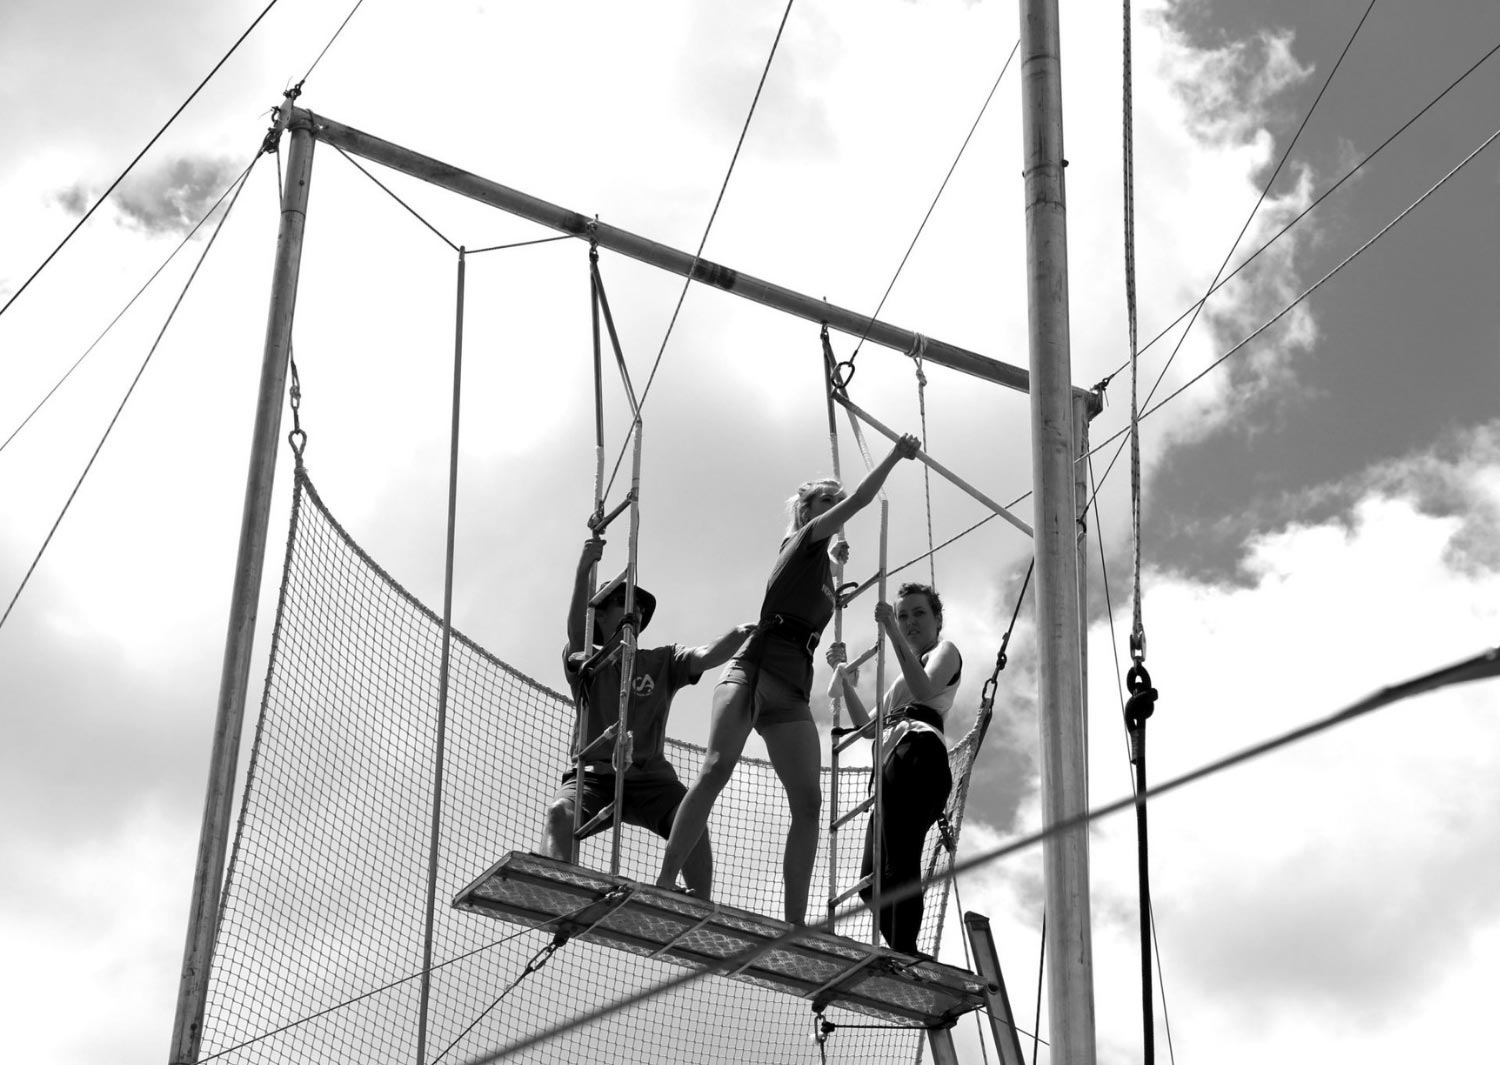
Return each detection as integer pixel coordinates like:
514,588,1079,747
760,523,836,636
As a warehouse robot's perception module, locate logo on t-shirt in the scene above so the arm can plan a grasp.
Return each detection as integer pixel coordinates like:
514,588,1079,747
632,674,656,698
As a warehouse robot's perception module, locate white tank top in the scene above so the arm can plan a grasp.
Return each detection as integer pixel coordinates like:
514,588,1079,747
881,640,961,752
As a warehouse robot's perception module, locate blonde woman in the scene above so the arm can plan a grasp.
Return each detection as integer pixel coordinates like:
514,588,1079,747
657,434,920,924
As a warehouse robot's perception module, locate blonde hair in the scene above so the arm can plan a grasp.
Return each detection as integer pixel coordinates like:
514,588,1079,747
784,478,843,537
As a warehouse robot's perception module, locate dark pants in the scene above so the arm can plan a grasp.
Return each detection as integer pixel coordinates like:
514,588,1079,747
860,730,952,954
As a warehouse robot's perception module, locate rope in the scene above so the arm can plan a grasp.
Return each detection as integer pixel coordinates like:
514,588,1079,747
197,910,591,1063
1066,117,1500,518
331,144,459,250
1098,36,1500,392
460,641,1500,1063
428,936,564,1065
844,40,1020,373
1089,452,1176,1065
0,163,254,457
0,153,259,634
0,0,281,327
297,0,370,88
1122,0,1145,670
1140,0,1381,418
601,0,797,499
1086,0,1387,507
912,341,937,586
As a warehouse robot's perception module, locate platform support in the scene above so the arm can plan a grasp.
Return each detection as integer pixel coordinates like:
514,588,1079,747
965,911,1029,1065
927,1025,961,1065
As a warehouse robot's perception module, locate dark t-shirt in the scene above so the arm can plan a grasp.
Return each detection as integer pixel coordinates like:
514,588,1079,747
564,641,700,779
760,523,836,636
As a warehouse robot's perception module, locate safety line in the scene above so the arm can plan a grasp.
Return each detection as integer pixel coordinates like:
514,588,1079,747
894,115,1500,568
0,154,259,633
0,164,252,458
1133,0,1380,419
1104,35,1500,389
331,144,460,250
0,0,281,327
195,909,591,1063
1082,31,1500,508
298,0,371,87
1089,454,1176,1065
461,640,1500,1062
1087,121,1500,476
847,40,1020,364
600,0,797,499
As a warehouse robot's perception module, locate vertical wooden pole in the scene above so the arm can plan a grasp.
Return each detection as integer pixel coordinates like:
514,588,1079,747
169,118,315,1065
1017,0,1098,1060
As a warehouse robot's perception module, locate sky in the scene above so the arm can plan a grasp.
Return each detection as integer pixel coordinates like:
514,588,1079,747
2,0,1499,1063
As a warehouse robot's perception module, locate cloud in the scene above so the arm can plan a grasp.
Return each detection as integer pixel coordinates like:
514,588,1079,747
1081,431,1500,1049
53,154,241,238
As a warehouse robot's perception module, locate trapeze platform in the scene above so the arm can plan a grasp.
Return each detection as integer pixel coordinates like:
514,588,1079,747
453,852,989,1029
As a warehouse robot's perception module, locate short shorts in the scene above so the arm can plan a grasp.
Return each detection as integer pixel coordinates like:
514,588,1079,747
552,769,687,839
719,636,815,731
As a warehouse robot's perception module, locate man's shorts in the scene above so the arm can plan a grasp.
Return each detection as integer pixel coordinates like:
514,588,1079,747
719,637,814,731
553,769,687,839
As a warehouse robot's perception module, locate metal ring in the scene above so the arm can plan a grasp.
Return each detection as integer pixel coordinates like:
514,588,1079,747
830,359,856,390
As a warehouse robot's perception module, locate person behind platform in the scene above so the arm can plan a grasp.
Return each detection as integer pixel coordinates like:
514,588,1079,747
826,583,959,954
656,434,922,924
542,536,752,896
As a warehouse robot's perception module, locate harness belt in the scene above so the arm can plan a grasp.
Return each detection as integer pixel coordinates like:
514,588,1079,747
888,703,944,734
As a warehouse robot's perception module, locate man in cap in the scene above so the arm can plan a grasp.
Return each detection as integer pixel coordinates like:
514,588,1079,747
541,536,752,897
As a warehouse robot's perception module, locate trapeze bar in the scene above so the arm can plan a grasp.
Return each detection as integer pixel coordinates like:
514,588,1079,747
834,392,1034,537
291,107,1035,393
454,852,988,1028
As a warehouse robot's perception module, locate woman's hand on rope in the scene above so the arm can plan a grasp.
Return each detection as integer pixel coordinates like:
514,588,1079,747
829,538,850,565
825,641,859,687
579,536,605,569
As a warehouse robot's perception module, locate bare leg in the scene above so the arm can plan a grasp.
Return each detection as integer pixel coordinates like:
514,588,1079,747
680,832,713,898
541,795,576,862
657,681,753,890
760,717,823,925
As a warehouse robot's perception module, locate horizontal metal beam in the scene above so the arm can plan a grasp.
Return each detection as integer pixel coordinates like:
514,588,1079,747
293,107,1032,393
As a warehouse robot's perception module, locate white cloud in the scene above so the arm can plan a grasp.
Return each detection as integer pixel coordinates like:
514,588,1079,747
945,429,1500,1062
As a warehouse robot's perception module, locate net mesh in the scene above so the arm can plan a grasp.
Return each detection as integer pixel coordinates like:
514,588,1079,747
200,467,987,1064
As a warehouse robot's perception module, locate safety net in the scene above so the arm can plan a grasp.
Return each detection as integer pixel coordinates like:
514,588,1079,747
199,466,987,1064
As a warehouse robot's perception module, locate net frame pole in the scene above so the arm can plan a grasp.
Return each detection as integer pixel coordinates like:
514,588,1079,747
870,499,889,947
291,106,1056,396
169,117,316,1065
1018,0,1098,1058
414,246,467,1065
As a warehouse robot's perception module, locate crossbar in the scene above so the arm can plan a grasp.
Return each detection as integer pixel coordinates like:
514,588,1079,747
293,107,1034,392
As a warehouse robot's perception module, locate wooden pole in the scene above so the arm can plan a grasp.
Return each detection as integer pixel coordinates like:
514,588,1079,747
168,117,315,1064
1017,0,1098,1061
292,107,1044,394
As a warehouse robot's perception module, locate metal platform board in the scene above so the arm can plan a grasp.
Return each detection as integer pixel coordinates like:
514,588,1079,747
453,852,988,1028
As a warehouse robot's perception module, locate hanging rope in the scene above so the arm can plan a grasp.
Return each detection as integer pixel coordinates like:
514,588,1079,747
910,334,937,586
